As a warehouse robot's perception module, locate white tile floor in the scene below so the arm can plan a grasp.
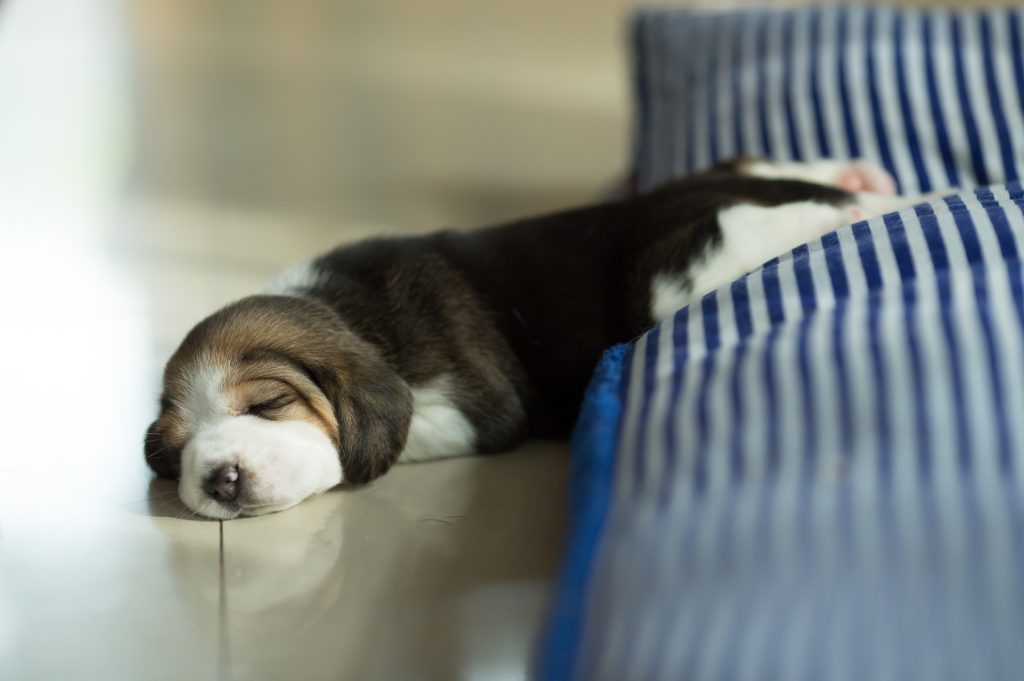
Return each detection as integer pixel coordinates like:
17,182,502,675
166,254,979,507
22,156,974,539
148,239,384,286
3,442,568,681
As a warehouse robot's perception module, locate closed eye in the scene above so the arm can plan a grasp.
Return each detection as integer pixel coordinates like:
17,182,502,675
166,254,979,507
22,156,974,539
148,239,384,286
246,395,295,418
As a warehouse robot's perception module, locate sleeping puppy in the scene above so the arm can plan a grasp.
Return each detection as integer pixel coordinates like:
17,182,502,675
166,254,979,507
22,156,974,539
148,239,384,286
145,158,921,519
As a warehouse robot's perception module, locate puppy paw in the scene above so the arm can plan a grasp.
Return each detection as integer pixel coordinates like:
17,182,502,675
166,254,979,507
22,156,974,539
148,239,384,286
837,160,897,195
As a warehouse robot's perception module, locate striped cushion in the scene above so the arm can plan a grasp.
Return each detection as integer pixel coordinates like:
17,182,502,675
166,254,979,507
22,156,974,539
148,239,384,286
541,184,1024,681
633,6,1024,193
540,7,1024,681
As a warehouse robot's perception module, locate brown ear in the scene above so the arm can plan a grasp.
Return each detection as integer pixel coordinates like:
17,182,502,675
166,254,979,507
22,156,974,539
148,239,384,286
311,347,413,485
144,420,182,479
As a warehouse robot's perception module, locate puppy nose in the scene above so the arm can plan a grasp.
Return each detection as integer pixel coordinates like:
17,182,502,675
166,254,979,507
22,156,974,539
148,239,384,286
203,465,240,502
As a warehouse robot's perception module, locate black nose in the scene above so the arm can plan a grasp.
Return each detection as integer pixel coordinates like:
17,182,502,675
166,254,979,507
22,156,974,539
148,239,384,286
203,465,240,502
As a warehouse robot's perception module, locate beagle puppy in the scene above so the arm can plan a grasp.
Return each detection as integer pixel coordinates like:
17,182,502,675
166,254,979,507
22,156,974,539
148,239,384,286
145,158,917,518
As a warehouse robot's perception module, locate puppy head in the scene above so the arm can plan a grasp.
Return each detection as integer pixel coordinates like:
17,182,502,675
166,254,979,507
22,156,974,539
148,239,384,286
145,295,413,519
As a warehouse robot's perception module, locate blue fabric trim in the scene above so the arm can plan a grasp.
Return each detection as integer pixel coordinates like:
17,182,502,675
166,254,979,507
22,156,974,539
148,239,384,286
536,344,631,681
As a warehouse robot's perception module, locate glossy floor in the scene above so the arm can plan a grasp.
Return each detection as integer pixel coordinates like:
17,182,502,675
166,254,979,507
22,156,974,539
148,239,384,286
2,444,567,681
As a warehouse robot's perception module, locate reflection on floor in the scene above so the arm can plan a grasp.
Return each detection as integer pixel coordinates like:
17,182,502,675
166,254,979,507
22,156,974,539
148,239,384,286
3,439,567,681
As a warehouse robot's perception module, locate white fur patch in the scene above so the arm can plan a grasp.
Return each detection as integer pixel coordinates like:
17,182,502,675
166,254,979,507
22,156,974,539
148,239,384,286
399,374,476,463
179,364,228,434
266,260,322,295
650,272,696,323
179,415,341,520
650,200,857,321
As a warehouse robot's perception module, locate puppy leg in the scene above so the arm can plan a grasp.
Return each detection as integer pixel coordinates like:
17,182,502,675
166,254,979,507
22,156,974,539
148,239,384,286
738,158,898,195
737,156,953,226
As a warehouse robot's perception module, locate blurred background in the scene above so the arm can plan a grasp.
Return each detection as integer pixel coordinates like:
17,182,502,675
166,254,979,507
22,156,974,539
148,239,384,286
3,0,641,252
122,1,635,229
11,0,981,229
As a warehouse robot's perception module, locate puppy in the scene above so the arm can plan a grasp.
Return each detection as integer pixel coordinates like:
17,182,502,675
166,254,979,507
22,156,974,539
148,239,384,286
145,158,920,519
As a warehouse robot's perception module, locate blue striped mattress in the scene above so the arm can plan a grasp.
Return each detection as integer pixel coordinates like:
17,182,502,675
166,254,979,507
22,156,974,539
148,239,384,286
541,6,1024,681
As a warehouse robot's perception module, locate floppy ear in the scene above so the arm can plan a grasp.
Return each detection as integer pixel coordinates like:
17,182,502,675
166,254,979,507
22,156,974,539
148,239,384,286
312,346,413,485
144,420,182,479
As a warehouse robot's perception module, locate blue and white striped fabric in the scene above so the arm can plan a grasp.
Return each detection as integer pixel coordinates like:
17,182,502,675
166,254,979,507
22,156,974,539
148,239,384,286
542,184,1024,681
540,6,1024,680
633,6,1024,193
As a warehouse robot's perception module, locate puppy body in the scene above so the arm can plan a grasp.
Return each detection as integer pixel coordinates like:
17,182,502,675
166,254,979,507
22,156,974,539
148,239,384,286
147,159,919,518
271,170,856,439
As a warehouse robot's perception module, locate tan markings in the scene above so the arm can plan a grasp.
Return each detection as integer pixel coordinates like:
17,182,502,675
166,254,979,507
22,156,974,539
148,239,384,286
155,410,189,452
226,360,339,446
